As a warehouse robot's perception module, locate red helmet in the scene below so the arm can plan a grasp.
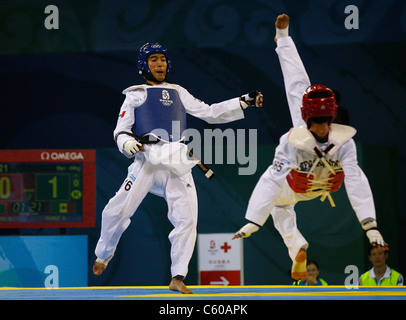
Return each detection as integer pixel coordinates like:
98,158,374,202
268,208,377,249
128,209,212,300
301,84,338,126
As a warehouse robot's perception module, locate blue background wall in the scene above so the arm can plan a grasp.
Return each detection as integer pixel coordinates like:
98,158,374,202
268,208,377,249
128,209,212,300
0,0,405,286
0,235,87,287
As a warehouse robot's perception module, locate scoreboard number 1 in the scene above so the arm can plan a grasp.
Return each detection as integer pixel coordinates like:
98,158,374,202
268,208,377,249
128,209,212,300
48,176,58,199
36,173,70,201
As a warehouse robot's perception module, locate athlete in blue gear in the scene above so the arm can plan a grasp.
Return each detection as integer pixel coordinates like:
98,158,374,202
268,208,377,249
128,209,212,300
93,42,263,293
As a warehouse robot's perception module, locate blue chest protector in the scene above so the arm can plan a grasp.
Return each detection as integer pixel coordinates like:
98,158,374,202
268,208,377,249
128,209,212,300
133,85,187,142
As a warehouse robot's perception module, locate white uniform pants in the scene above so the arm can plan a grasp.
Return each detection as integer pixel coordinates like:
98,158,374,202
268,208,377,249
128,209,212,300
95,155,198,278
271,205,309,261
245,167,309,262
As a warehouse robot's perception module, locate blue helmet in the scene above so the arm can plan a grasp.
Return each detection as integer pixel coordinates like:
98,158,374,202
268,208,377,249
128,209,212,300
137,42,172,80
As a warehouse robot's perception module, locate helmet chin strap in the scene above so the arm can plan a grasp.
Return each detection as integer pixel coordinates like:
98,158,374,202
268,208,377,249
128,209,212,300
142,71,167,84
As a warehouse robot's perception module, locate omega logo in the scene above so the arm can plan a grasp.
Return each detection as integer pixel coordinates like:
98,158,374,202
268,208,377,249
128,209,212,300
40,152,84,161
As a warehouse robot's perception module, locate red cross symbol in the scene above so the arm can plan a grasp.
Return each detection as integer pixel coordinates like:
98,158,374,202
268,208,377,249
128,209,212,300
221,242,231,253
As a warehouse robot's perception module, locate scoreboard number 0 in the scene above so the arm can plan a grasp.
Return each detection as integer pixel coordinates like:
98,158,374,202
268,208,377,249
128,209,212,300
0,176,11,199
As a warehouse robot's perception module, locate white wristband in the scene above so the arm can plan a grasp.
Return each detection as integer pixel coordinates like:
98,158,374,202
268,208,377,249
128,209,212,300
275,26,289,39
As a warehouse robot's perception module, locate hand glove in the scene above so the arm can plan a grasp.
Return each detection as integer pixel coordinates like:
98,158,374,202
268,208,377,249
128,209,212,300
123,140,144,156
232,222,260,240
366,229,387,248
240,91,263,109
361,218,388,249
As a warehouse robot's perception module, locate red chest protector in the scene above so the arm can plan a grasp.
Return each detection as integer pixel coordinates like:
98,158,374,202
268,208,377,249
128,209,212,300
285,124,356,206
287,169,345,194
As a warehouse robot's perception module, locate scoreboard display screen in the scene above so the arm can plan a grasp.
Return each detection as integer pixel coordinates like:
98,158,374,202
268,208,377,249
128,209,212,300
0,150,96,228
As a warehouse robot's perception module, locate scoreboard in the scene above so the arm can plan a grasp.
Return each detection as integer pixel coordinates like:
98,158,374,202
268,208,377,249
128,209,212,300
0,150,96,228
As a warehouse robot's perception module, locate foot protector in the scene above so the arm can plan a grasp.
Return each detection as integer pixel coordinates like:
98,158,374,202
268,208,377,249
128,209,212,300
291,249,307,280
93,254,114,276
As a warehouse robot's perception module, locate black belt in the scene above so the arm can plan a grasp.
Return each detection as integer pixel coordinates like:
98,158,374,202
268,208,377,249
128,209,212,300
114,131,161,145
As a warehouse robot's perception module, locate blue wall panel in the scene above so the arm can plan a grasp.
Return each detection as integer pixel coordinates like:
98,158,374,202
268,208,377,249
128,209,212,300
0,235,88,287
